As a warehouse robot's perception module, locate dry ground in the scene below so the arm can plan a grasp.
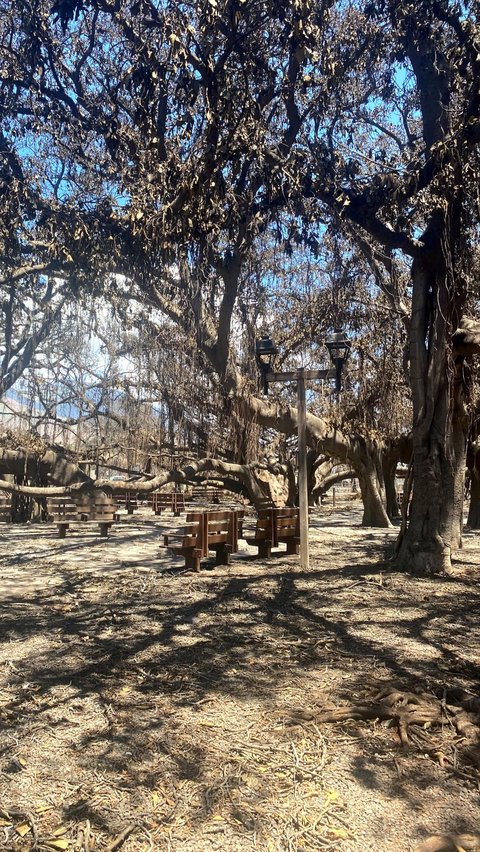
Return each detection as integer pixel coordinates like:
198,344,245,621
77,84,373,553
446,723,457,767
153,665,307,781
0,500,479,852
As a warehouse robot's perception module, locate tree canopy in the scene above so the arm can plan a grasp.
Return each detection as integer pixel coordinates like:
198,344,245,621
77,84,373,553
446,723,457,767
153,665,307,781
1,0,480,572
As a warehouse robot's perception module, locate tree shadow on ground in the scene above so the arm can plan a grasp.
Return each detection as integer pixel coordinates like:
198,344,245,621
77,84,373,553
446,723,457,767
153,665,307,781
1,530,479,845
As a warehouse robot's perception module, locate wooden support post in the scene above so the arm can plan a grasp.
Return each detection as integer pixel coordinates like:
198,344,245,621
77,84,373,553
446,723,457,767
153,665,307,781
297,368,309,571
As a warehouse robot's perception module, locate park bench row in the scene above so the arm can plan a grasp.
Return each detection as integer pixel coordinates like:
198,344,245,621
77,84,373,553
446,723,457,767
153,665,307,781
163,507,300,571
4,493,299,570
116,489,221,515
109,490,186,515
47,489,207,536
46,488,224,537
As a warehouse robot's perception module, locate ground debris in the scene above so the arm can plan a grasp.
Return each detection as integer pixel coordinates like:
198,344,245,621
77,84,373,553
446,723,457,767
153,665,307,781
1,507,479,850
415,834,480,852
286,686,480,772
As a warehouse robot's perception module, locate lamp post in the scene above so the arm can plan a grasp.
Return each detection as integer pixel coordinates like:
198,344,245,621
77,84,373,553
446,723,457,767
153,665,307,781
255,336,279,394
255,330,350,570
325,328,351,394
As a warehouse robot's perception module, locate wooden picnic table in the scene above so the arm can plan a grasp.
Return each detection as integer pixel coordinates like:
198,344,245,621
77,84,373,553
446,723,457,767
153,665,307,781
115,490,139,514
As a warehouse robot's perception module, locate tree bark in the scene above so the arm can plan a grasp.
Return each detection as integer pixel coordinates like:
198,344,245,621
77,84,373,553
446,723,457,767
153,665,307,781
0,447,91,487
355,454,392,528
395,234,468,573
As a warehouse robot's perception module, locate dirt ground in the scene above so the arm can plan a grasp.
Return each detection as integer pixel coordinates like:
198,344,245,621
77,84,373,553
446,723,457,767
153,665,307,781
0,499,479,852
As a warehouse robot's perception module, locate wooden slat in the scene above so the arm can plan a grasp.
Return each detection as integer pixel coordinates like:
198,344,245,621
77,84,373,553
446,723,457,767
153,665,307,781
48,497,78,522
206,532,230,545
152,492,186,515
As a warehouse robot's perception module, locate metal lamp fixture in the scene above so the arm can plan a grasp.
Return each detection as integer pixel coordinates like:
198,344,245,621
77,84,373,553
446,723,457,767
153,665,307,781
326,328,351,393
255,335,278,395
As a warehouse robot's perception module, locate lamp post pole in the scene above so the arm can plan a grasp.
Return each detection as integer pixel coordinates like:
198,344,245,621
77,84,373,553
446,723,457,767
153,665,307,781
297,368,309,570
256,331,351,572
264,367,336,571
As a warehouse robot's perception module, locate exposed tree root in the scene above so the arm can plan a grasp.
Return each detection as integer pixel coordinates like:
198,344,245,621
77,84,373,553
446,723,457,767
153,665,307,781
287,687,480,762
416,834,480,852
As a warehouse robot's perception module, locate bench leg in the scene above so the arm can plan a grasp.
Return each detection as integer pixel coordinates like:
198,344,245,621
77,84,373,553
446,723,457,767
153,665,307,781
286,539,300,555
258,541,272,558
58,524,68,539
99,523,110,538
185,552,201,571
214,544,231,566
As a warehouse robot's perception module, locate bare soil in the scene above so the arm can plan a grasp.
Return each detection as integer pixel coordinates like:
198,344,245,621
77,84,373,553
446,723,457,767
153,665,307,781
0,501,479,852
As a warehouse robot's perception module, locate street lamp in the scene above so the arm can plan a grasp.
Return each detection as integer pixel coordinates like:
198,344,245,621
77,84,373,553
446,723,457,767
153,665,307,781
255,335,279,394
255,329,351,570
325,328,351,394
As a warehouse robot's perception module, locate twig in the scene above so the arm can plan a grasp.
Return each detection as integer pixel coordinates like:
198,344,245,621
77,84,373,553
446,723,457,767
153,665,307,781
105,823,138,852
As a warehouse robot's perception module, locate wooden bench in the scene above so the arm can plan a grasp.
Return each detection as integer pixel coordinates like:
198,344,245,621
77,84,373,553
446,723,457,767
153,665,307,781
190,486,222,505
115,490,138,514
151,491,186,516
0,494,12,523
244,507,300,558
48,493,117,538
47,496,81,538
255,497,276,511
163,509,243,571
86,493,117,537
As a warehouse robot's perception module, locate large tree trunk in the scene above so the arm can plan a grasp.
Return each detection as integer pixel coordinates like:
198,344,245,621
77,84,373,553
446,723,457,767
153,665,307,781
355,446,392,528
451,392,468,548
395,226,468,574
397,434,463,573
396,364,468,573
